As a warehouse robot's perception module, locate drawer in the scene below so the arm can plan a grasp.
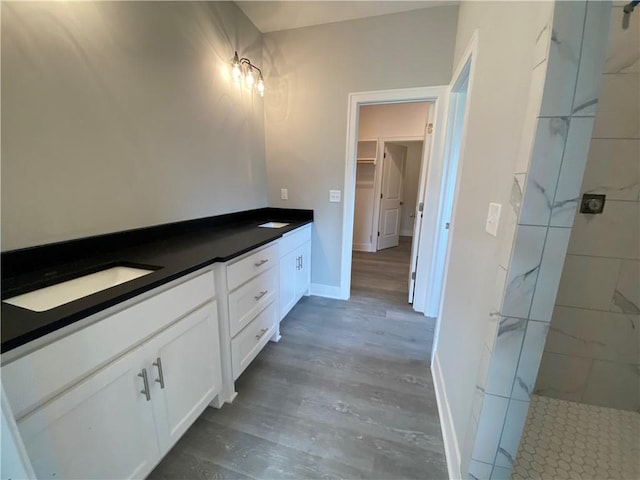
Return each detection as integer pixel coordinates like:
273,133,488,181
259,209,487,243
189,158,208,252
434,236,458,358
228,267,278,338
226,242,278,291
3,270,215,420
231,302,277,380
279,224,311,257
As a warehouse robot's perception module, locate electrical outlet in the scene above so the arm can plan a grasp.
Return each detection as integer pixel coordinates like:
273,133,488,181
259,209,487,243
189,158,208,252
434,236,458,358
329,190,341,203
280,188,288,200
485,203,501,236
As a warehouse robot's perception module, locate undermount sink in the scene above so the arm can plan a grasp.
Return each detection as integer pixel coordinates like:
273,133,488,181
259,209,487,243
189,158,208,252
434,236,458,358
258,222,290,229
4,265,156,312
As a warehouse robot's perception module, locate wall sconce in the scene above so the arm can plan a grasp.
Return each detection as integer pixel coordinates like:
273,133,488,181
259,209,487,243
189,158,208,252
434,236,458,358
231,51,264,97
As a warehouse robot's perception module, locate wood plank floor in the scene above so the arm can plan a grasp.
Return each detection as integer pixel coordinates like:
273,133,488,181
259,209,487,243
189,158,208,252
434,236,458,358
149,236,446,479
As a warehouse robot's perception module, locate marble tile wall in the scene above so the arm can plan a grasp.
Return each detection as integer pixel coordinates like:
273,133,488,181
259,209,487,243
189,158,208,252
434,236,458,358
467,2,619,479
534,3,640,413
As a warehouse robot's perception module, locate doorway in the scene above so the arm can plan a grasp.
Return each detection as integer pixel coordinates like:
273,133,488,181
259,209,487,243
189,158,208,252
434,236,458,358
352,102,429,304
352,142,424,302
341,86,448,310
351,101,431,303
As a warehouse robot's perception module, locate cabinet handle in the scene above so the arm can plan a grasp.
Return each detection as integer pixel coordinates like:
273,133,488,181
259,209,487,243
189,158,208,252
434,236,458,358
254,258,269,267
138,368,151,401
254,290,268,301
255,328,269,340
153,357,165,389
300,255,303,270
296,256,300,270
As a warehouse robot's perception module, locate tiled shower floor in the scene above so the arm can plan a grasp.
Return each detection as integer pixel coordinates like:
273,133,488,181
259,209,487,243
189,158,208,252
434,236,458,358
512,395,639,480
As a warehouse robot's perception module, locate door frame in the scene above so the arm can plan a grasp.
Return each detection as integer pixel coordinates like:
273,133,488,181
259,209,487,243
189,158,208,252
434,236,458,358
341,86,447,300
429,31,479,360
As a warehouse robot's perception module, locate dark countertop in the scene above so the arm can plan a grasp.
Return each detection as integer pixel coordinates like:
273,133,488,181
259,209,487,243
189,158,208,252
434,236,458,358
1,208,313,353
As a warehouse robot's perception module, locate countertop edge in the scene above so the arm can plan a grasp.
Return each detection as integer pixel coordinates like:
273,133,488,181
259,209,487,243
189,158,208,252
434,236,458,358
1,210,312,353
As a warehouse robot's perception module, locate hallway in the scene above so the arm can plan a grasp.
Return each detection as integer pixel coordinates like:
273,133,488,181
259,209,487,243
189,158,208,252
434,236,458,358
150,237,445,479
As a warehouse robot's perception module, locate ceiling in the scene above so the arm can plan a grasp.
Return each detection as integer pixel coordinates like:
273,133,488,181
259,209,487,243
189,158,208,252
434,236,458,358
235,1,457,33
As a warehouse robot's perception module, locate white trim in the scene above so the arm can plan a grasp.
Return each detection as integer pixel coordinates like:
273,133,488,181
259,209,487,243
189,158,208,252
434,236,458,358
1,387,36,479
341,86,448,300
400,229,414,237
352,243,374,252
429,30,480,363
432,351,462,480
309,283,344,300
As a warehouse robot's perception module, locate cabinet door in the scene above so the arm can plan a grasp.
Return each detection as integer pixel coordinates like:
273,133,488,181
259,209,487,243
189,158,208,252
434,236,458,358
295,241,312,300
279,249,298,320
17,346,160,480
147,301,222,454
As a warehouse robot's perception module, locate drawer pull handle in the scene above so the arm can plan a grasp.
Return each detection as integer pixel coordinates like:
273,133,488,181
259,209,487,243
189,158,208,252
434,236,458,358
255,328,269,340
254,290,268,301
254,258,269,267
138,368,151,401
153,357,165,389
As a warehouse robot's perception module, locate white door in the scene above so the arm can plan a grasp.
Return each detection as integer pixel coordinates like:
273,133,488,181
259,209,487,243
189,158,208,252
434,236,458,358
280,248,298,319
295,241,312,299
377,143,406,250
408,113,436,303
148,301,221,455
17,346,160,480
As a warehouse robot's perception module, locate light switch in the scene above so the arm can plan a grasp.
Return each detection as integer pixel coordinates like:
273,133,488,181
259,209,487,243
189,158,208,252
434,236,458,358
280,188,288,200
329,190,341,203
486,203,502,236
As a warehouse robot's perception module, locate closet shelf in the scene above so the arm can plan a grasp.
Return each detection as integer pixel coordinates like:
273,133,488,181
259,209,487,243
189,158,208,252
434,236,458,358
357,139,378,165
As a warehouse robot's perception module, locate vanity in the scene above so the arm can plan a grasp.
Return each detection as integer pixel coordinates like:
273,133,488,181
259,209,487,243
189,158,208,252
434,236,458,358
0,208,312,479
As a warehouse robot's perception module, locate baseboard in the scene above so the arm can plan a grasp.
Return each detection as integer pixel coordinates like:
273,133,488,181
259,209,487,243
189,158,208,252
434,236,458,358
432,351,462,480
310,283,345,299
400,230,414,237
352,242,373,252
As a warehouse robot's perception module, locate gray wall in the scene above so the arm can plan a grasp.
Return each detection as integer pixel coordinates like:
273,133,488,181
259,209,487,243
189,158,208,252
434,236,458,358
262,6,458,290
464,2,618,478
433,2,554,477
1,1,267,251
535,5,640,412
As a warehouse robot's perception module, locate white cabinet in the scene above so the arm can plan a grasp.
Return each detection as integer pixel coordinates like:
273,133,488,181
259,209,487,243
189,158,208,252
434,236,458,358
145,302,221,454
279,225,312,320
5,270,222,480
216,241,280,383
230,302,278,378
17,345,160,480
295,241,312,300
280,249,298,318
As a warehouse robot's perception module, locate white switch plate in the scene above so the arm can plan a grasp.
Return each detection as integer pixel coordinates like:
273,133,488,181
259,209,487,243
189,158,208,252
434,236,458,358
486,203,502,236
280,188,288,200
329,190,341,203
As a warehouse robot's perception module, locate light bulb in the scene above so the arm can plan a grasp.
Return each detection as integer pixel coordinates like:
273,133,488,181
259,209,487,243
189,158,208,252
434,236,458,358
256,76,265,96
231,51,241,82
232,65,241,82
245,69,254,88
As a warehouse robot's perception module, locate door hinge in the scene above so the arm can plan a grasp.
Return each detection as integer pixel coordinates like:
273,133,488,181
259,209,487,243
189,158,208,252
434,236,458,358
380,193,383,199
418,202,424,212
377,231,380,237
384,152,387,159
427,123,434,134
411,272,416,280
445,222,450,229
